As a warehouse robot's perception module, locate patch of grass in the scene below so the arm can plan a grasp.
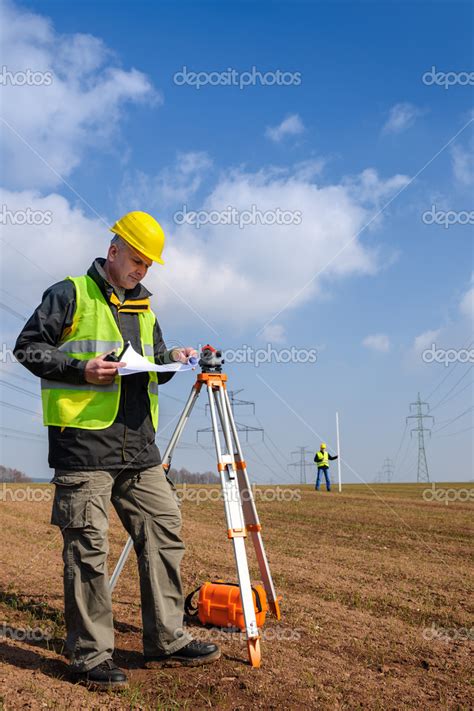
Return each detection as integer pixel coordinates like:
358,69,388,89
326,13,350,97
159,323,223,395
118,681,150,709
0,590,63,626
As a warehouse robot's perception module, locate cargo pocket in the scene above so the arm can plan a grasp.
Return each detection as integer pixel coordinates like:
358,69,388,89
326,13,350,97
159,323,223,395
164,472,181,509
50,473,91,529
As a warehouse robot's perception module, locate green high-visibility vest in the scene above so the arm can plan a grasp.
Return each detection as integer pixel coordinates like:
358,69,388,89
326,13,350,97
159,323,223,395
41,275,159,430
316,451,329,468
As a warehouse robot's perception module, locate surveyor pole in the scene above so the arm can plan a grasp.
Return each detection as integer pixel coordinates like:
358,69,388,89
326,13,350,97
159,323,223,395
336,411,342,493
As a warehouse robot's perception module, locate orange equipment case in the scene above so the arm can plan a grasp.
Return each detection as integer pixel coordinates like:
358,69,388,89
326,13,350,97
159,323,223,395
185,580,268,631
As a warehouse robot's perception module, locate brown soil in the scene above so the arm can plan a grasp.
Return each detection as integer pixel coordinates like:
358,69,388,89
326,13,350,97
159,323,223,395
0,482,472,710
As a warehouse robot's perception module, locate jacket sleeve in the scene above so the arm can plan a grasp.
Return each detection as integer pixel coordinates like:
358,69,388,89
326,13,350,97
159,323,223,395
153,319,175,385
328,454,338,460
314,452,321,463
13,280,88,384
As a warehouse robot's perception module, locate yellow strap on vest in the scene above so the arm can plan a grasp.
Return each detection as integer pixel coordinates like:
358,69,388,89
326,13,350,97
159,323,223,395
109,292,151,313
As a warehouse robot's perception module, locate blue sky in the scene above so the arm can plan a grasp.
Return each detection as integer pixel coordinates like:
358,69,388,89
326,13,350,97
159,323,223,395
0,0,472,483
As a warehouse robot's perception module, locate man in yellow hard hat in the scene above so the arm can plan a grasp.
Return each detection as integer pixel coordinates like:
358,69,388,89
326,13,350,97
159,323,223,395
14,212,220,691
314,442,338,492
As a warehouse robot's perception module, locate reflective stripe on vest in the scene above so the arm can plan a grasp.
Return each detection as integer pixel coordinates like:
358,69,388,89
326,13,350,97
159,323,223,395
317,451,329,468
41,274,159,431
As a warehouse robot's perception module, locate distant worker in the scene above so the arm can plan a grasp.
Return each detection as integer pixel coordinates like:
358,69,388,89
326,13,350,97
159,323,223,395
314,443,338,492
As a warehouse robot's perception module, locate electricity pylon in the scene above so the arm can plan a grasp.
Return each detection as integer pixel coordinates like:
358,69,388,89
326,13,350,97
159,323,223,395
288,446,314,484
197,389,264,442
382,457,394,482
406,393,433,483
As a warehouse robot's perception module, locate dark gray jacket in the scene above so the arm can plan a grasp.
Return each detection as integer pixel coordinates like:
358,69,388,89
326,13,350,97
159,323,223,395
14,259,175,471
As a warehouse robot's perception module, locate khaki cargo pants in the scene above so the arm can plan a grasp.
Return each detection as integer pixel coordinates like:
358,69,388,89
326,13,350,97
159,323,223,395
51,465,192,671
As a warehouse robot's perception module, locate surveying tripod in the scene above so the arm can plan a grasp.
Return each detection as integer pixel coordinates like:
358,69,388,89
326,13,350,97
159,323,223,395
109,346,281,667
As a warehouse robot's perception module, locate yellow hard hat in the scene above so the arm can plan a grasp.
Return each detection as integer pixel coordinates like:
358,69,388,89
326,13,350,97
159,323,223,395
109,211,165,264
320,443,326,449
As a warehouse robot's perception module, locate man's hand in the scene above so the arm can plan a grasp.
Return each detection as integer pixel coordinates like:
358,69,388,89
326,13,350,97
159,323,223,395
84,352,126,385
170,347,198,364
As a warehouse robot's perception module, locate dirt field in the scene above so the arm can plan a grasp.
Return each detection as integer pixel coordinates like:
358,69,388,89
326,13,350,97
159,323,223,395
0,481,472,710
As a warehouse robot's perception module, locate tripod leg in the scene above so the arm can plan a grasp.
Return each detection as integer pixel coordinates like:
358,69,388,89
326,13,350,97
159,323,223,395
109,536,134,592
161,384,202,468
109,382,202,592
207,384,261,667
222,388,281,620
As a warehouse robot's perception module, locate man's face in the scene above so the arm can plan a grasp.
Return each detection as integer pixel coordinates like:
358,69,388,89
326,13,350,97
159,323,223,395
106,241,153,290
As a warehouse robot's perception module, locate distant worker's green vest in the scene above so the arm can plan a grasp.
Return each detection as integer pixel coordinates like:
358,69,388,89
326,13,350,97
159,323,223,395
316,451,329,468
41,275,158,430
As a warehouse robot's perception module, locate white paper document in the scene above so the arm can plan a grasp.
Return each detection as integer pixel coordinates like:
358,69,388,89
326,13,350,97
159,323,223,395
117,343,197,376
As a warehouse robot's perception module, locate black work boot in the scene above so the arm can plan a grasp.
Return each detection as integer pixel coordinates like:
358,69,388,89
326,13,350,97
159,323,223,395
73,658,129,691
144,640,221,668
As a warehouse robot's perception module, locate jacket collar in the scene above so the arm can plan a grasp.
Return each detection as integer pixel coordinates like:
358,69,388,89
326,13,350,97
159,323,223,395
88,258,152,302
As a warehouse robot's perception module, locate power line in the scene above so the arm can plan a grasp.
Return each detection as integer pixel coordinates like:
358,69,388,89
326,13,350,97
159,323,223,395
425,339,473,401
0,378,40,399
0,288,34,311
432,406,473,434
430,366,473,412
392,422,408,476
0,368,37,385
247,443,280,479
0,434,45,444
0,232,56,279
254,415,291,466
0,426,45,440
435,425,474,438
259,438,294,480
0,400,42,418
159,391,206,412
396,430,414,473
0,302,27,321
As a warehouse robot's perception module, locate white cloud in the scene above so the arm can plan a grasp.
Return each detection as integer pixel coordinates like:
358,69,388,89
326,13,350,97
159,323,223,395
459,276,474,319
382,103,422,134
362,333,391,353
412,328,441,356
0,157,410,342
148,165,408,327
0,164,408,331
292,158,325,181
118,151,213,211
451,144,474,187
0,188,106,304
265,114,305,142
0,0,411,335
261,324,286,344
344,168,410,206
0,0,157,190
